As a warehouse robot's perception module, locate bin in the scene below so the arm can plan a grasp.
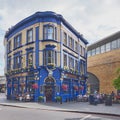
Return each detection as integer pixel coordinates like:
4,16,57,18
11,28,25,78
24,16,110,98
105,95,112,106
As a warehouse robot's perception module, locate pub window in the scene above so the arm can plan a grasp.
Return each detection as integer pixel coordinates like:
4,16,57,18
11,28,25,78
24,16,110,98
14,55,21,69
28,52,33,67
43,25,57,40
8,56,11,70
7,40,11,53
75,60,78,71
43,50,57,66
68,36,73,49
63,54,67,67
75,41,78,52
69,57,74,69
27,28,33,43
14,34,21,49
63,32,67,45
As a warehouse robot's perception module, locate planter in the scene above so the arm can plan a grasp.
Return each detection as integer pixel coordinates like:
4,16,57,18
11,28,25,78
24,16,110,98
38,96,44,102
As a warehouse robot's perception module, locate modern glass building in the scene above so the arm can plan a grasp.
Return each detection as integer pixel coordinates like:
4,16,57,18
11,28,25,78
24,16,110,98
4,11,88,102
88,31,120,57
87,31,120,94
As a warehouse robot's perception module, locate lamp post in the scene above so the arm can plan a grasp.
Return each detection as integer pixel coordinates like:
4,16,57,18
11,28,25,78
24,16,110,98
34,71,39,102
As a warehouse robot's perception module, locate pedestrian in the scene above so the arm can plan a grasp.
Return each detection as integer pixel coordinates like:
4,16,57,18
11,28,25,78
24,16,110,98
111,91,115,100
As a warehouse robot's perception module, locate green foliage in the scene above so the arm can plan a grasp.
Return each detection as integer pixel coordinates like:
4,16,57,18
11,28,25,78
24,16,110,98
38,96,44,101
113,68,120,90
56,96,61,101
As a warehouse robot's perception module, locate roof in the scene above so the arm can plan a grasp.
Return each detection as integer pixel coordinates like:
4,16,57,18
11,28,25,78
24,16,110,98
5,11,88,44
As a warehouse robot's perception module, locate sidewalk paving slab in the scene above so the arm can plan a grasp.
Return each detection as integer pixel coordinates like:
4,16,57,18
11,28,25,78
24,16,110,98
0,94,120,116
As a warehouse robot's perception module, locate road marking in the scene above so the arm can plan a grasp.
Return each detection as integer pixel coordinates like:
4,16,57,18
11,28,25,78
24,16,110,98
80,115,91,120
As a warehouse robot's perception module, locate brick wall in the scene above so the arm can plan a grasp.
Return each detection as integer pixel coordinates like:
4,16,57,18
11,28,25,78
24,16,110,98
88,49,120,94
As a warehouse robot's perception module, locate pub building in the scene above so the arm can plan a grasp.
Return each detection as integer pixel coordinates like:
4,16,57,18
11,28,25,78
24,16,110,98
4,11,88,102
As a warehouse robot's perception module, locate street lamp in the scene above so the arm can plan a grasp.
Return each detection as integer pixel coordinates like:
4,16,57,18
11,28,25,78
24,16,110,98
34,71,39,102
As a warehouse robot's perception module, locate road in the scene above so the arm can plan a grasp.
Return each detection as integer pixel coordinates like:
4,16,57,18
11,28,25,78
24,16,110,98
0,105,119,120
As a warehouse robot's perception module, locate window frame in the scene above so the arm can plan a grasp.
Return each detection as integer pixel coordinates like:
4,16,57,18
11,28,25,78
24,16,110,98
27,28,33,43
14,54,21,69
14,34,22,49
43,50,57,66
63,32,67,45
27,52,33,67
43,25,57,40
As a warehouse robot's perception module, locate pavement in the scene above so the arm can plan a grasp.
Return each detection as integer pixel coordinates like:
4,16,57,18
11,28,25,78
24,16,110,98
0,93,120,116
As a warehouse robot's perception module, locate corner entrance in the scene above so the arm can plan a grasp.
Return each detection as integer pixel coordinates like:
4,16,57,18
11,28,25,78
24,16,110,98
44,77,55,102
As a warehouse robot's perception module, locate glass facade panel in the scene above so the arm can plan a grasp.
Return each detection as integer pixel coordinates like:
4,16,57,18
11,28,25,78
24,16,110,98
111,40,117,50
91,49,95,56
117,39,120,48
88,51,91,57
100,45,105,53
96,47,100,54
106,42,111,52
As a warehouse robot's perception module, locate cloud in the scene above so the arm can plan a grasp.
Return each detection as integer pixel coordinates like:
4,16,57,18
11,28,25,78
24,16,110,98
0,0,120,75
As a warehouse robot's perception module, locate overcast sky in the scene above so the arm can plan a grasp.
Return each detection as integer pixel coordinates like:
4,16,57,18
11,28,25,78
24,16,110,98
0,0,120,75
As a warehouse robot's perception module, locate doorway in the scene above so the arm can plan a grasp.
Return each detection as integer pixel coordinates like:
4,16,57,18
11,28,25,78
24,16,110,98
44,77,55,102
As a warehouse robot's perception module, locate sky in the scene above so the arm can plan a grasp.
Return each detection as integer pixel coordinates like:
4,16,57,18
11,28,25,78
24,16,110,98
0,0,120,75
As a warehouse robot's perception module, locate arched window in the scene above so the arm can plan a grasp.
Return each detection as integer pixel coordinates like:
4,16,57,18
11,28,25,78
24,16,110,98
43,25,57,40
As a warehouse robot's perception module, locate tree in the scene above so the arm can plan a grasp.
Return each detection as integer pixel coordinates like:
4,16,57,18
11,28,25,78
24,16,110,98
113,68,120,90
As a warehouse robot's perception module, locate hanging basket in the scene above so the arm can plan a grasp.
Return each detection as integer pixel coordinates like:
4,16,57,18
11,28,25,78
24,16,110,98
79,86,84,90
8,84,11,87
32,83,38,89
62,84,68,91
14,84,18,88
74,86,79,91
20,83,25,87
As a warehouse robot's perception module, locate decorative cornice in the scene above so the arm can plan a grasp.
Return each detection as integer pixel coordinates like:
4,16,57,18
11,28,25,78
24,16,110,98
5,11,88,44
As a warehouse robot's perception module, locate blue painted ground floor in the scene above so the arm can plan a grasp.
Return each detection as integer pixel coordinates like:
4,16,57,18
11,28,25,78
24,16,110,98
6,67,87,102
